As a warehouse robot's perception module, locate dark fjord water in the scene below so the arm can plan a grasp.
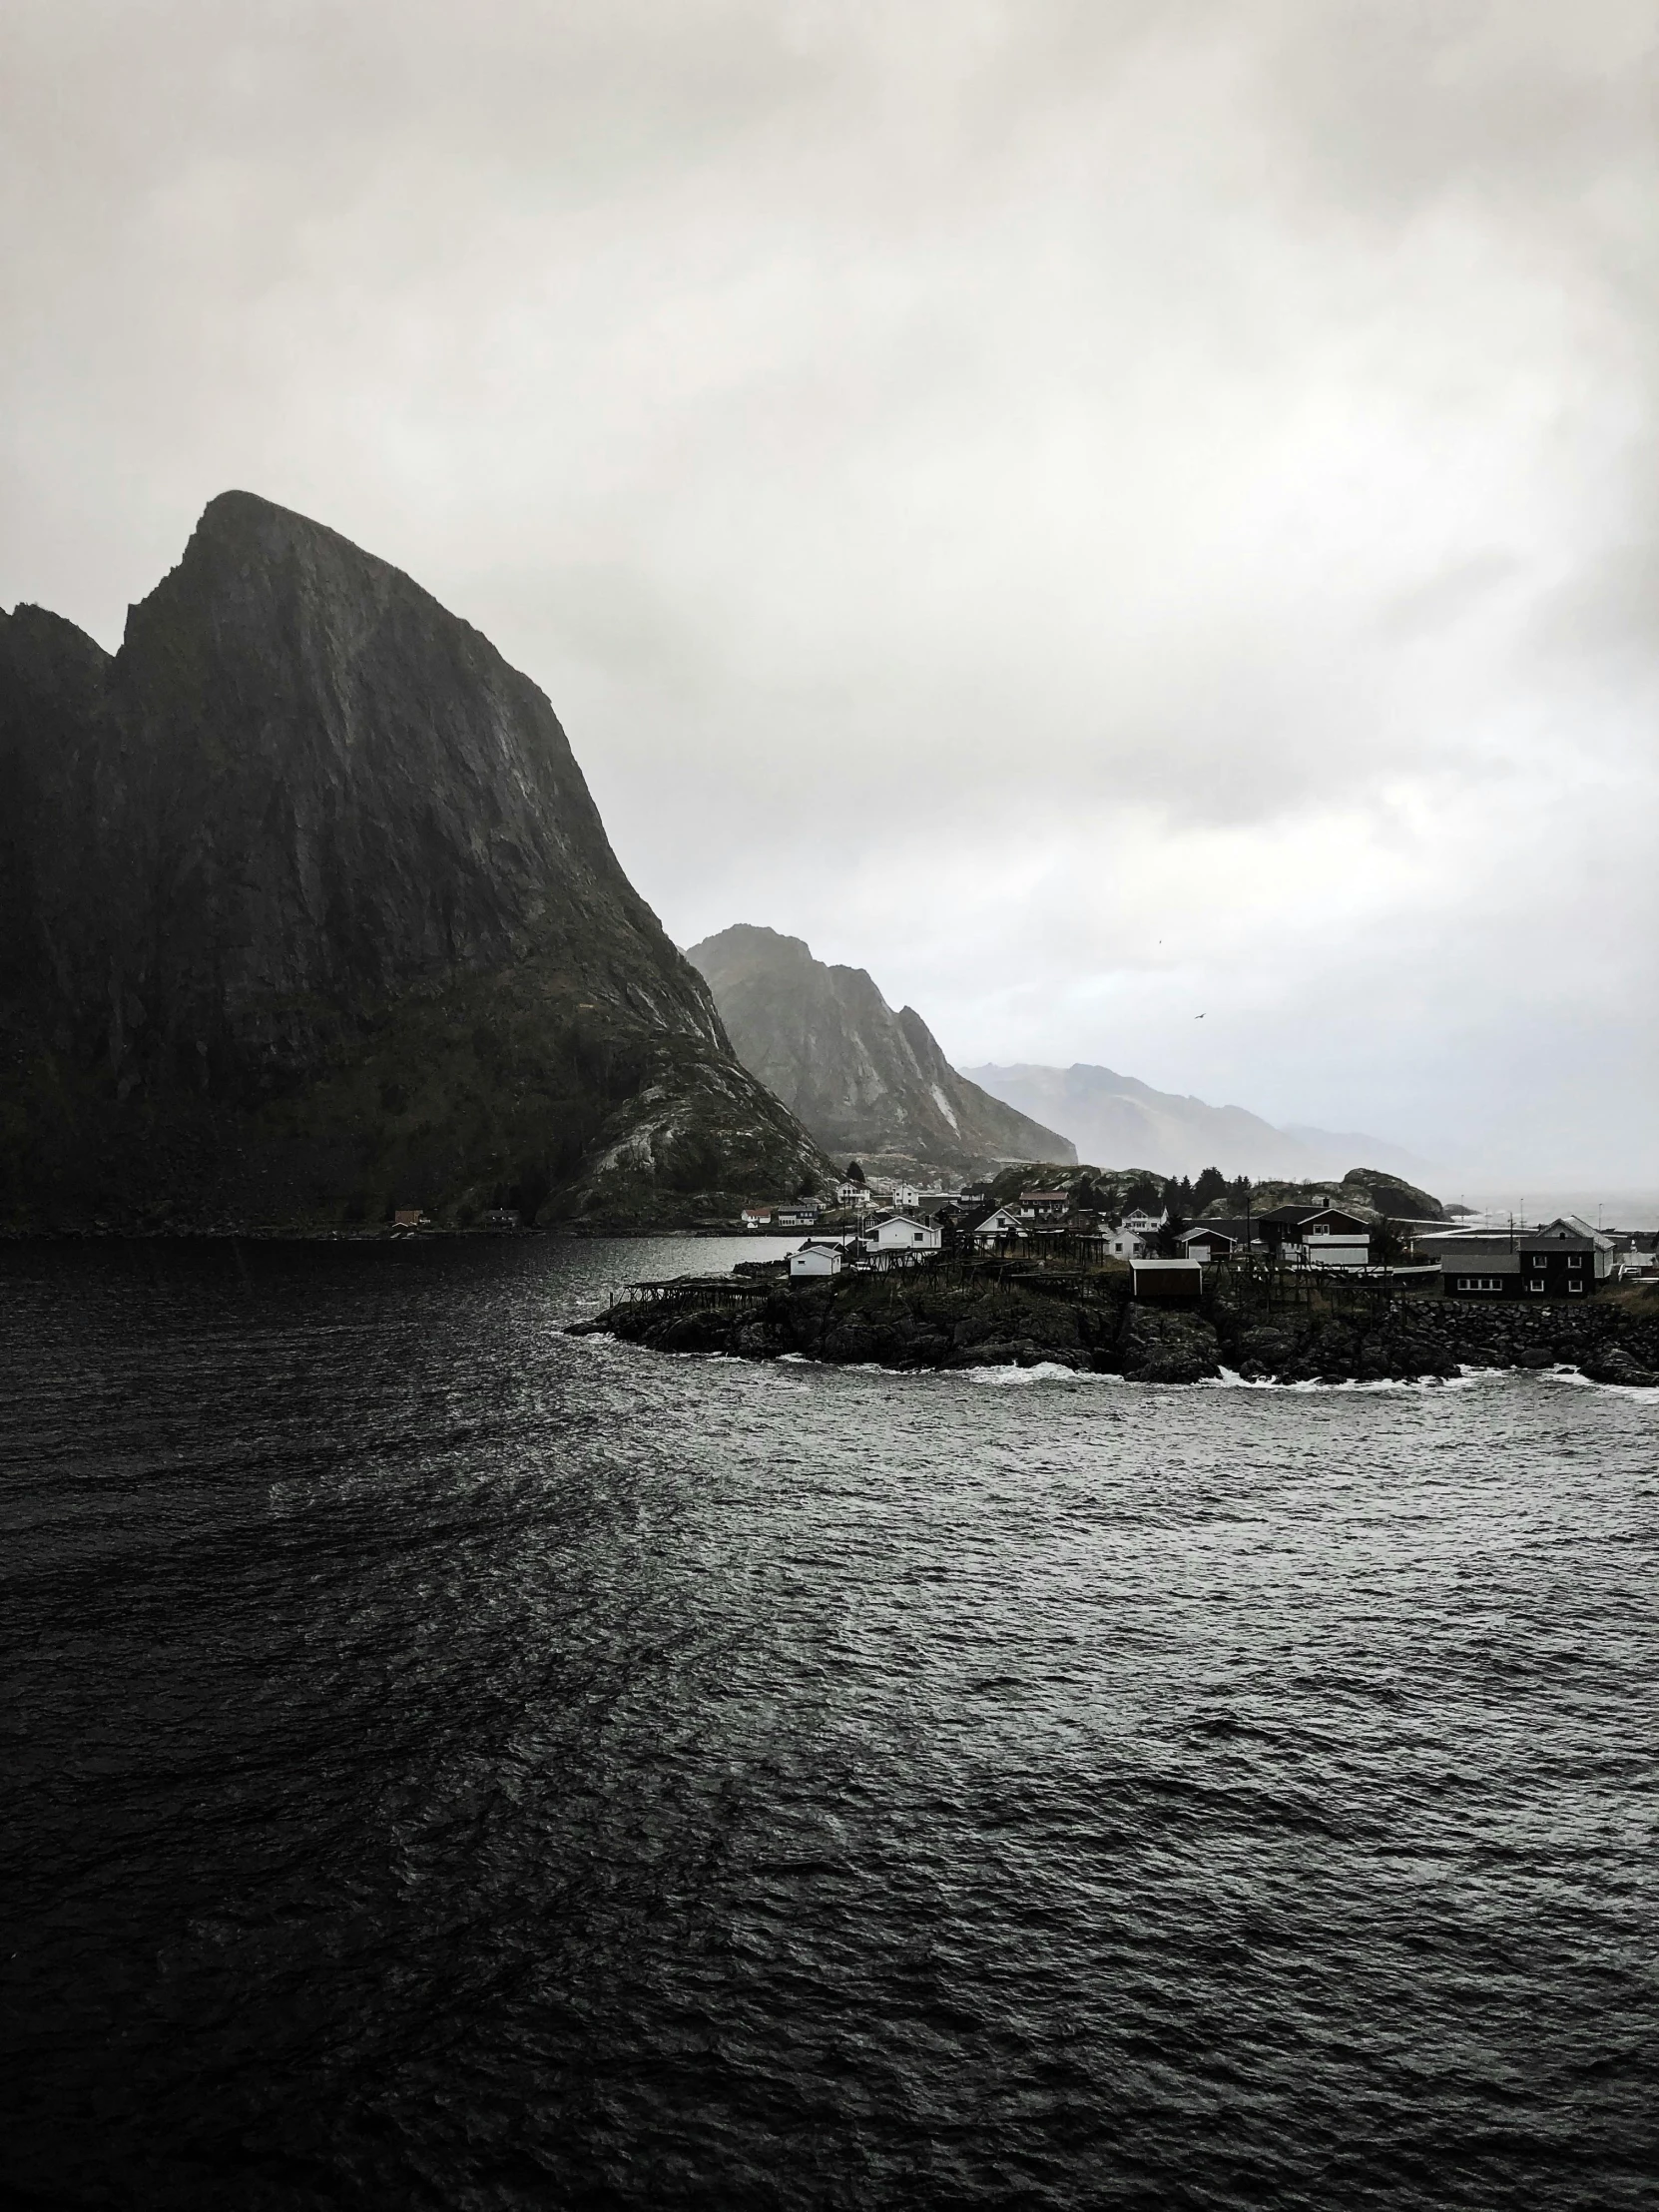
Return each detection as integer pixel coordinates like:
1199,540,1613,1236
2,1237,1655,2211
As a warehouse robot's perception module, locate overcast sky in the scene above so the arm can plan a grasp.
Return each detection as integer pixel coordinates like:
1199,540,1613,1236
3,0,1655,1180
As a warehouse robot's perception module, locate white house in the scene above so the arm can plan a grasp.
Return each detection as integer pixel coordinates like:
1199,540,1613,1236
1614,1233,1658,1280
740,1205,774,1230
1300,1213,1372,1269
774,1199,822,1229
834,1180,868,1205
863,1212,942,1256
969,1205,1025,1247
788,1241,843,1279
1178,1221,1255,1262
1303,1236,1371,1269
891,1182,920,1210
1119,1207,1167,1238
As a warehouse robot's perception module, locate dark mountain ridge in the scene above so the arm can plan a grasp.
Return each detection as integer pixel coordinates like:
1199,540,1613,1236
0,492,824,1229
686,924,1074,1172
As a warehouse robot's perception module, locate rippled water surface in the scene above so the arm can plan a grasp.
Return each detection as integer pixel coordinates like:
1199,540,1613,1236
3,1237,1656,2209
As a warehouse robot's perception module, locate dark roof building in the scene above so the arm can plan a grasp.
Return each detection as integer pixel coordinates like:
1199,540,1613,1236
1440,1218,1608,1298
1178,1218,1259,1257
1249,1203,1371,1250
1131,1258,1204,1302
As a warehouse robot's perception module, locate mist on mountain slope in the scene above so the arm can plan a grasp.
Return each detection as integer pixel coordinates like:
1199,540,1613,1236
963,1062,1435,1183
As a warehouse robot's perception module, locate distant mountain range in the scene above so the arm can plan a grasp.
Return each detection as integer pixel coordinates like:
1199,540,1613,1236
688,923,1428,1185
962,1064,1432,1183
687,926,1074,1171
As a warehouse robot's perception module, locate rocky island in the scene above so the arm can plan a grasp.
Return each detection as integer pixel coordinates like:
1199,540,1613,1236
575,1261,1659,1386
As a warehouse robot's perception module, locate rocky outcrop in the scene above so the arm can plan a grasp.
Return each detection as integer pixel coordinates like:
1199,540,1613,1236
1114,1306,1224,1382
588,1274,1103,1370
1201,1168,1446,1223
0,493,826,1230
1228,1296,1658,1385
578,1269,1659,1386
686,923,1074,1172
1337,1168,1445,1221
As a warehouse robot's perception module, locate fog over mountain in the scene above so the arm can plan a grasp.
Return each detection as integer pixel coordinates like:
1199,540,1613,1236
2,4,1655,1182
963,1064,1434,1184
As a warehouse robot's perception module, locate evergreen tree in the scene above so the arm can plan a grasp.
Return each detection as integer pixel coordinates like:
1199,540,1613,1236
1191,1166,1228,1213
1372,1216,1408,1267
845,1160,865,1185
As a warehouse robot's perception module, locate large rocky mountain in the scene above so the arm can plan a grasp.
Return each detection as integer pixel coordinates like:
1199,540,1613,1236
686,925,1074,1172
0,492,825,1230
963,1063,1431,1184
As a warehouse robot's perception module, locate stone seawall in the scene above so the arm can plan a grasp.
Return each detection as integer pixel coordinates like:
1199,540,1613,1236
578,1275,1659,1386
1140,1295,1658,1386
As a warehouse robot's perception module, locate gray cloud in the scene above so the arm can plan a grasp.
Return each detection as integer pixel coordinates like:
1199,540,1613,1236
2,0,1653,1179
1377,552,1525,641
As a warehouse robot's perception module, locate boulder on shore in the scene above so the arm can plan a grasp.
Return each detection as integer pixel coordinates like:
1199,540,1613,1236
1579,1348,1659,1387
1114,1306,1222,1383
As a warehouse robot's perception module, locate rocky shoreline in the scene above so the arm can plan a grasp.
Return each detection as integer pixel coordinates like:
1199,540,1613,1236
0,1222,756,1243
575,1272,1659,1387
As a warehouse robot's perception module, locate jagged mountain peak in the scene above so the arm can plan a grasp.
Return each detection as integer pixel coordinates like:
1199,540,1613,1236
137,489,433,644
687,925,1075,1172
0,496,825,1229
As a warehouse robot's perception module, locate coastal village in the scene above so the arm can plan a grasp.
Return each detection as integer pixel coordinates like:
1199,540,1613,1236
568,1156,1659,1387
733,1162,1659,1299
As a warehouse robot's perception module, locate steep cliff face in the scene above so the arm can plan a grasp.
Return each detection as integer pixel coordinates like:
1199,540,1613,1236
0,493,825,1229
686,924,1074,1172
